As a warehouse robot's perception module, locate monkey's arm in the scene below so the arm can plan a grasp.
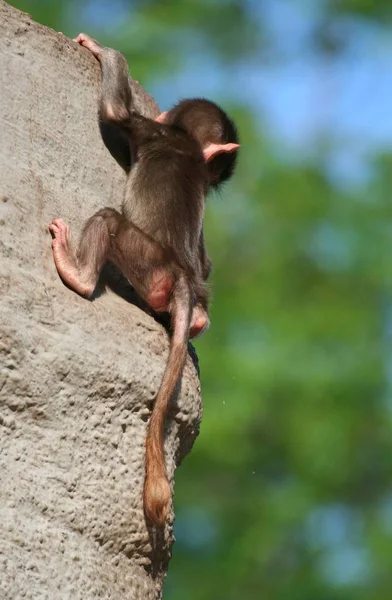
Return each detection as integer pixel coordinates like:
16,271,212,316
74,35,132,121
75,34,159,143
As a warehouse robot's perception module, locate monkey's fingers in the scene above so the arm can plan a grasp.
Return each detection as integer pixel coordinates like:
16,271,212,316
48,221,60,238
73,33,86,44
73,33,103,59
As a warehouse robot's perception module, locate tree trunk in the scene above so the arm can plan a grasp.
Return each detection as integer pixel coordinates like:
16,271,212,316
0,2,202,598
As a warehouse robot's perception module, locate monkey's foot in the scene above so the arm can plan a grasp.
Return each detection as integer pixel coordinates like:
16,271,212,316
73,33,103,59
49,219,95,297
189,305,210,339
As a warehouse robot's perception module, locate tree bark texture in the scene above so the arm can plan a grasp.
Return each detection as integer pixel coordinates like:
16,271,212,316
0,2,202,598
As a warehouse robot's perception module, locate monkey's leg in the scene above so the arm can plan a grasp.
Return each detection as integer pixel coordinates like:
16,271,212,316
109,222,175,313
49,208,122,297
108,219,208,336
113,227,205,334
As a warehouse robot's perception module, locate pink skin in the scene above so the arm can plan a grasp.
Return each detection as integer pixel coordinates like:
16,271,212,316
146,271,209,338
49,219,95,297
203,142,240,162
73,33,103,58
155,111,168,124
61,33,228,336
147,271,173,313
74,34,240,162
189,305,210,339
155,112,240,162
49,219,208,337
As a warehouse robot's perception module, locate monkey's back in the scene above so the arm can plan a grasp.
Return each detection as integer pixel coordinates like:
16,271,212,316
122,134,208,268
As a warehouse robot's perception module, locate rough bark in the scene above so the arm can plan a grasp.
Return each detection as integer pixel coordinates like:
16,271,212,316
0,2,202,598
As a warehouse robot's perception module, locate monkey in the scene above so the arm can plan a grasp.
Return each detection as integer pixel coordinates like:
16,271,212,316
49,33,239,527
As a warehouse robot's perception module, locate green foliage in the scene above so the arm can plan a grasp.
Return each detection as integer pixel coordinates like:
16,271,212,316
328,0,392,22
9,0,392,598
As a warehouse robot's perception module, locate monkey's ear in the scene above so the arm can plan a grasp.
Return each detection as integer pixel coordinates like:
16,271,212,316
155,111,169,123
203,143,240,162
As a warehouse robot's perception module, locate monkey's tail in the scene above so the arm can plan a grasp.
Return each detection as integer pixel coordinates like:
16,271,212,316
144,275,192,527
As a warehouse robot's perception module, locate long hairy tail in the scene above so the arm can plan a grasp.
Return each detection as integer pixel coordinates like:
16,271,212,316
144,275,192,526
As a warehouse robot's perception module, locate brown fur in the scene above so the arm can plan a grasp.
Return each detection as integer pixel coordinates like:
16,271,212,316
50,34,239,527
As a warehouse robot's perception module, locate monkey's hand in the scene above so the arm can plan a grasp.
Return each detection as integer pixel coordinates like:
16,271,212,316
73,33,104,60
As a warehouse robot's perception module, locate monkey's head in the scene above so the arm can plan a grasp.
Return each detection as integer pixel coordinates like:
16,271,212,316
156,99,239,189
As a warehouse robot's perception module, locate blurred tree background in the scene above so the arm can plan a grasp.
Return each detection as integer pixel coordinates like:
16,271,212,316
9,0,392,598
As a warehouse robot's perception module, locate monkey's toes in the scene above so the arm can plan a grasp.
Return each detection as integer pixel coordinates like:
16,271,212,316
49,219,70,245
49,219,68,234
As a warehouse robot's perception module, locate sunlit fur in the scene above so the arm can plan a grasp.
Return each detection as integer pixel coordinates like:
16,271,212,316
52,35,239,528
